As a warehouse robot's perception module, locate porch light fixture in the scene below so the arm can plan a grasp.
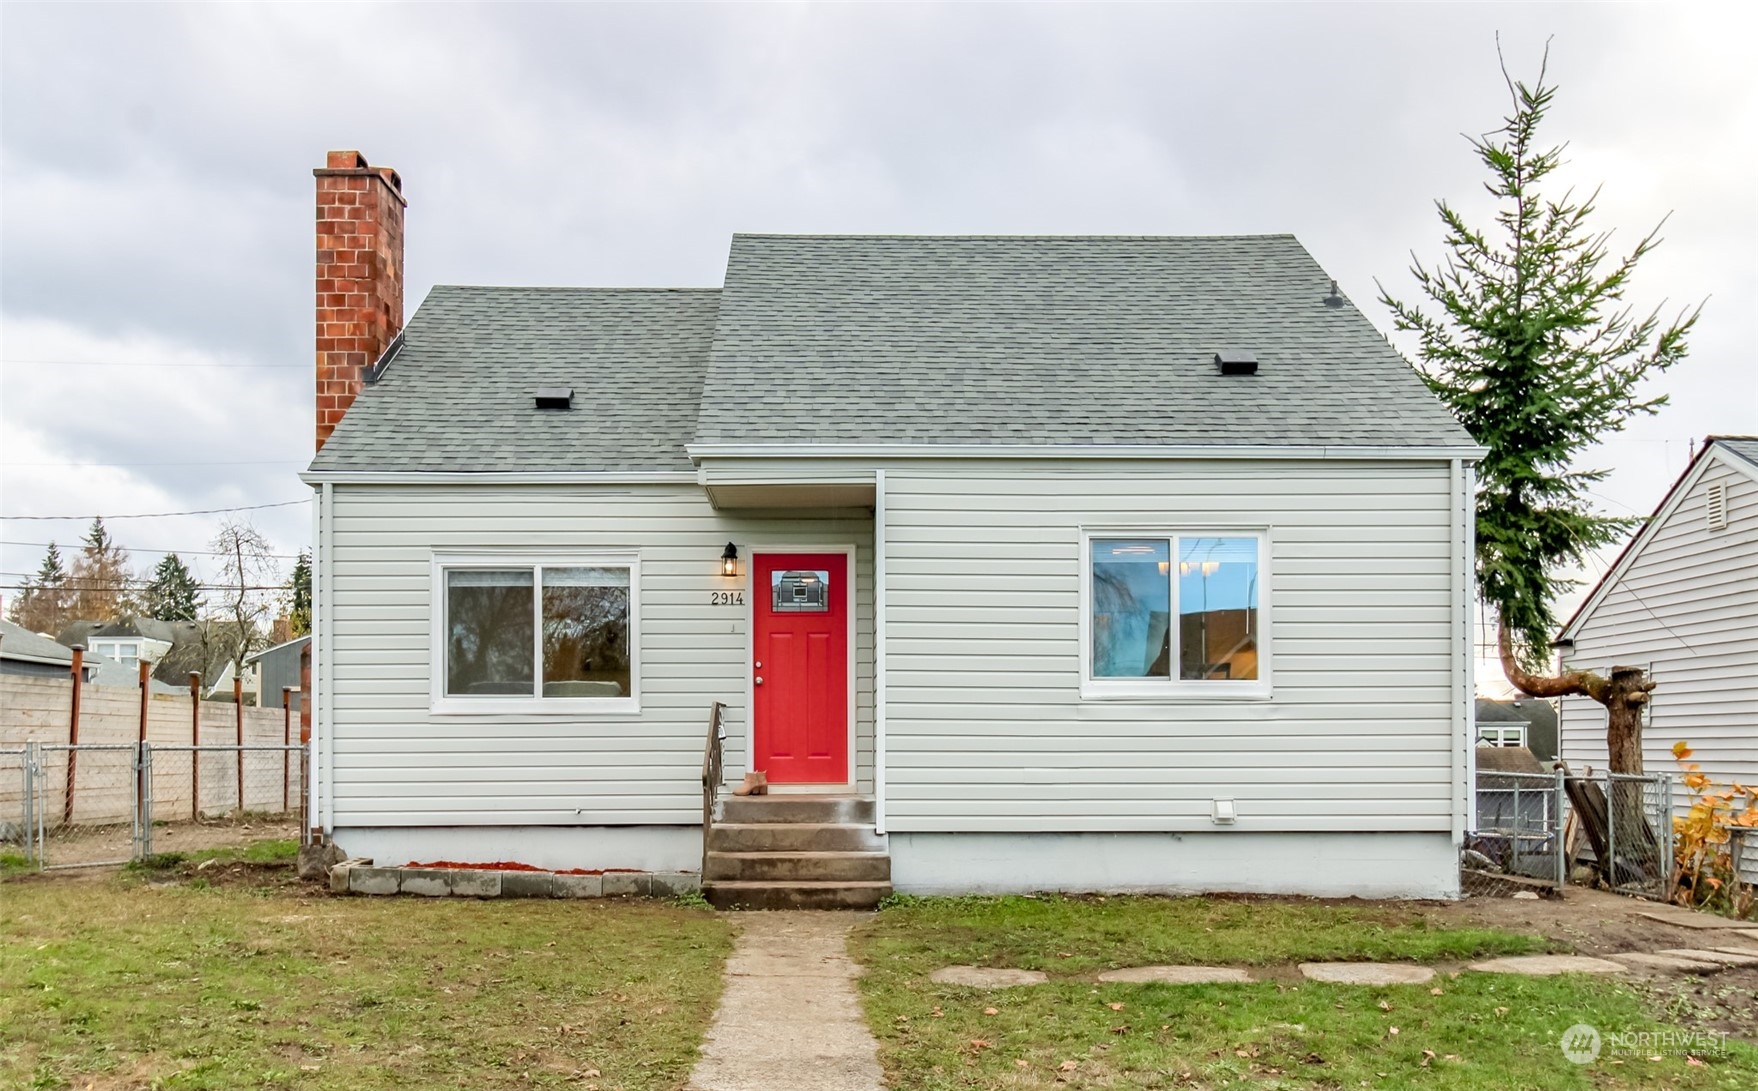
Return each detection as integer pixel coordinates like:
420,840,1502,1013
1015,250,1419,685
720,542,739,577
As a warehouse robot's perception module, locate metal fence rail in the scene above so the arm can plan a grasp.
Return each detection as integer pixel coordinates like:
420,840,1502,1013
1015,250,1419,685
8,741,307,869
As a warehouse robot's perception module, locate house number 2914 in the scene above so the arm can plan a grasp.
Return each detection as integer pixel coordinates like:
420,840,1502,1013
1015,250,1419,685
711,591,745,606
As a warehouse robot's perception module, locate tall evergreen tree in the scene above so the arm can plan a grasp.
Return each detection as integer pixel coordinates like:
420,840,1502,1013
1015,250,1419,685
9,541,70,634
67,517,137,622
286,551,312,637
144,553,202,622
1379,51,1700,774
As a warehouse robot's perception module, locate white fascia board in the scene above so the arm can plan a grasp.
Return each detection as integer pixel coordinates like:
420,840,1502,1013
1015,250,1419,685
1556,449,1722,644
298,470,699,486
685,442,1488,462
1714,442,1758,486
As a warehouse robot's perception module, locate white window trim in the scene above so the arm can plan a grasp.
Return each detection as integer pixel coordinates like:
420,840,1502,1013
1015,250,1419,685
429,550,641,716
1078,528,1272,701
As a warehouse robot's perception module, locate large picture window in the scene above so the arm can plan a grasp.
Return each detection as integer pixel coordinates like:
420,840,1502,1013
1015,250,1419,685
1085,532,1266,696
434,555,638,711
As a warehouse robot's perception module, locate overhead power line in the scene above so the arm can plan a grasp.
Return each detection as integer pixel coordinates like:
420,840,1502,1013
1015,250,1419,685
1,498,311,521
0,358,304,370
1,540,303,559
4,459,306,468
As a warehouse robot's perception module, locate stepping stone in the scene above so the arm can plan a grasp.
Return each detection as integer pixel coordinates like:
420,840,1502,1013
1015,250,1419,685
1469,955,1627,976
930,966,1048,988
1637,911,1758,932
1298,963,1435,985
1097,966,1253,984
1659,948,1758,968
1609,952,1724,973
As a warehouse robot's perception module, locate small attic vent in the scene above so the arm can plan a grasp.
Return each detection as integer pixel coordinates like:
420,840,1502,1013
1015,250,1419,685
1214,351,1259,376
534,386,573,410
1706,481,1729,531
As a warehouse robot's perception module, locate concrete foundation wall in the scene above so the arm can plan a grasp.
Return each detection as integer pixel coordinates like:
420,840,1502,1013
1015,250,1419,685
331,824,700,873
890,830,1460,899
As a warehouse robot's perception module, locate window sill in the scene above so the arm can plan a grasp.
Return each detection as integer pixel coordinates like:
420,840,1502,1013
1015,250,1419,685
429,698,642,718
1079,683,1273,703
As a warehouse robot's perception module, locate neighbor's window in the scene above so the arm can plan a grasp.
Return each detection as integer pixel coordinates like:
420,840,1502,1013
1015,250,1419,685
441,559,635,703
1088,534,1263,692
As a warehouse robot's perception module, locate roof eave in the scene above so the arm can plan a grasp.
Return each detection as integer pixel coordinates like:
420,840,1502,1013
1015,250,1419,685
683,442,1489,462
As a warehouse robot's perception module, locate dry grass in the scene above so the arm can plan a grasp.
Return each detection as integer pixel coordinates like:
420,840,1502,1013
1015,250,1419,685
1,858,734,1090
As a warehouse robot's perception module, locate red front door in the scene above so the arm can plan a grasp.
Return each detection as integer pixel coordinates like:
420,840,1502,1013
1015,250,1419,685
752,552,849,785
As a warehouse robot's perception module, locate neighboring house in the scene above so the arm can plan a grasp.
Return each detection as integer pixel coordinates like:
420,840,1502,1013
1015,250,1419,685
0,619,152,690
59,618,243,694
300,151,1484,901
1475,697,1559,761
242,635,309,713
1556,437,1758,796
1,618,82,679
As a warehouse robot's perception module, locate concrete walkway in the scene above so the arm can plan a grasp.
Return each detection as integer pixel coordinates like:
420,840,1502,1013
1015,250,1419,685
688,912,885,1091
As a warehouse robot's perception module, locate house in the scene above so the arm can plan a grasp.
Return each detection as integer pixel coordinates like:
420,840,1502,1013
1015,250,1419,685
59,617,243,695
1556,436,1758,797
301,150,1484,903
242,635,309,714
1475,696,1559,761
1,618,83,679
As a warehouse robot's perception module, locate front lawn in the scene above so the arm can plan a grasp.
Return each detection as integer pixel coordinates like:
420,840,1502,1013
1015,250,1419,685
1,859,734,1090
854,894,1758,1089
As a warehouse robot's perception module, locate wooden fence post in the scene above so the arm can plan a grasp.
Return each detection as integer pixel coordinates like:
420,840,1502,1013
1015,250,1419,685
234,675,245,815
281,687,293,814
137,660,150,839
299,645,312,844
189,672,201,821
64,646,84,825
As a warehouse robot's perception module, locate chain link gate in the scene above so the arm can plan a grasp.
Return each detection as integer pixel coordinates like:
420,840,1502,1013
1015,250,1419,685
1463,769,1567,896
28,741,141,869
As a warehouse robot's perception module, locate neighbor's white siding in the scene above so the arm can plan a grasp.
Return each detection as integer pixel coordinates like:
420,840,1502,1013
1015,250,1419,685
880,459,1462,833
1559,453,1758,789
323,484,873,828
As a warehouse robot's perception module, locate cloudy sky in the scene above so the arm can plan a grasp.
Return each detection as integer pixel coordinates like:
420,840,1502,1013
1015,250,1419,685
2,3,1753,659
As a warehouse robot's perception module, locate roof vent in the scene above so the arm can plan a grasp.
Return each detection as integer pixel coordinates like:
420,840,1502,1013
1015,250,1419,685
534,386,573,410
1707,481,1728,531
1214,351,1258,376
1323,279,1346,308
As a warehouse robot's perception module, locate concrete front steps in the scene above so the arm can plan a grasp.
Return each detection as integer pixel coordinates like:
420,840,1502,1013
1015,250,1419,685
704,794,891,910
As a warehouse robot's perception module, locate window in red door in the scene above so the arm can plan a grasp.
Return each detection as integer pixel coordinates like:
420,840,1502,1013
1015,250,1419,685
751,552,849,784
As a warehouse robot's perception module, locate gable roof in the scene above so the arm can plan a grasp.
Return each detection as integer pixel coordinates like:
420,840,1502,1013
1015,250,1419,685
306,234,1475,474
1557,436,1758,643
309,287,720,473
694,234,1470,449
1,618,75,667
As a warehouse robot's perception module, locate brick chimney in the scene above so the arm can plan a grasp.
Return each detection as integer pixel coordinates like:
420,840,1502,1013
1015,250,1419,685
314,150,405,450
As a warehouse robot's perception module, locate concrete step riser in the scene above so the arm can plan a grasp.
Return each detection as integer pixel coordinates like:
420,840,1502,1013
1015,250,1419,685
719,797,876,825
705,852,892,883
707,824,885,854
704,883,892,911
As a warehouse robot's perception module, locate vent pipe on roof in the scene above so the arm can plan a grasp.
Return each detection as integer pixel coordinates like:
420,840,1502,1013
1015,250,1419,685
1323,279,1346,308
1214,351,1258,376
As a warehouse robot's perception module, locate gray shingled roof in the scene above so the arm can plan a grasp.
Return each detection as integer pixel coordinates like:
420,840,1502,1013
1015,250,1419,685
308,286,720,472
307,235,1474,473
1715,436,1758,470
693,234,1472,447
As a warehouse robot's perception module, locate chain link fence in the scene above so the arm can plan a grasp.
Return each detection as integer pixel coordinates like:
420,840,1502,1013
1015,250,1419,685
1462,768,1676,901
1,746,28,863
7,741,306,869
1463,769,1567,897
1601,772,1675,900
